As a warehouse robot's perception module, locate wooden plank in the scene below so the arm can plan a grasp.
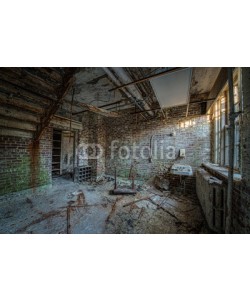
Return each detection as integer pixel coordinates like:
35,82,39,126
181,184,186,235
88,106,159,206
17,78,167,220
21,68,63,86
0,78,52,106
0,91,44,114
0,127,33,138
3,67,58,95
0,117,36,131
39,67,64,82
51,115,83,130
78,102,121,118
34,68,77,141
0,106,40,123
0,68,57,100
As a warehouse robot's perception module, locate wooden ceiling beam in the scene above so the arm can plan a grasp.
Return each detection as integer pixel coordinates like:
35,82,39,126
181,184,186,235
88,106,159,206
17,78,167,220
4,68,58,94
22,67,63,85
34,68,77,141
0,81,51,108
72,98,128,115
0,91,44,114
0,106,40,123
77,102,121,118
0,116,36,131
0,68,58,101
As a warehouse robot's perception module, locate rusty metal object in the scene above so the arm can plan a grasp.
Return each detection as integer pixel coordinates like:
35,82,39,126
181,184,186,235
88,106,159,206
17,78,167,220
72,98,128,115
66,203,86,234
67,205,71,234
106,196,123,223
112,188,137,195
114,167,117,189
112,168,137,195
77,191,85,206
123,196,151,208
138,207,145,219
15,210,64,233
131,175,135,190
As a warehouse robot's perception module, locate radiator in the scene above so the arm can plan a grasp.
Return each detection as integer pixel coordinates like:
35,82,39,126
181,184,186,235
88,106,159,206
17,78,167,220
196,167,227,233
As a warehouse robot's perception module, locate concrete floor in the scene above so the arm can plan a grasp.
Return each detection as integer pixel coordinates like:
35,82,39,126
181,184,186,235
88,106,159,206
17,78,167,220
0,176,210,234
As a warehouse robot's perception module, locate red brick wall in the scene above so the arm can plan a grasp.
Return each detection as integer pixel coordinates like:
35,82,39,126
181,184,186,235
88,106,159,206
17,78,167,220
0,126,52,195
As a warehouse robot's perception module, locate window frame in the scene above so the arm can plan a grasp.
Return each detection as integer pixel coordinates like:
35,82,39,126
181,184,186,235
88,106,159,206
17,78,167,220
210,68,241,172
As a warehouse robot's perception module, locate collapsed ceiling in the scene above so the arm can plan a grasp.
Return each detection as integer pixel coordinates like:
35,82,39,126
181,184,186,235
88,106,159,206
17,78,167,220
0,67,225,139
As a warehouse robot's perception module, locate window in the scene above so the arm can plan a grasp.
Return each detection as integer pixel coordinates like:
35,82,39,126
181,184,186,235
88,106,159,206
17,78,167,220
234,85,240,169
211,70,241,171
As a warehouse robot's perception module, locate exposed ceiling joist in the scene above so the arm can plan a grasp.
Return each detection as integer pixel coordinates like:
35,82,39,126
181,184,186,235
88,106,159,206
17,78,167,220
0,91,44,114
0,106,40,123
0,68,57,100
72,98,128,115
108,67,188,92
0,117,36,131
102,67,148,120
51,115,82,131
0,78,52,108
34,69,77,141
21,67,63,86
77,102,121,118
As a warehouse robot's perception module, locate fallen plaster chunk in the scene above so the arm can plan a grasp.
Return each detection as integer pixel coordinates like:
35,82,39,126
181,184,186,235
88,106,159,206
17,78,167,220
154,175,170,191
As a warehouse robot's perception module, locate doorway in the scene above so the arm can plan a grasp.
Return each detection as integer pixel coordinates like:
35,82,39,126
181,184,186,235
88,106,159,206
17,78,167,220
52,129,75,179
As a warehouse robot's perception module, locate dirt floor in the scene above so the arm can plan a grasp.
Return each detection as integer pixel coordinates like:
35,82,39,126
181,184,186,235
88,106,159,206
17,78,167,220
0,176,211,234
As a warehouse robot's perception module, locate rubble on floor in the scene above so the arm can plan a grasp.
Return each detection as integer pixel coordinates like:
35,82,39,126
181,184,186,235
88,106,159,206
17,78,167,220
0,176,211,234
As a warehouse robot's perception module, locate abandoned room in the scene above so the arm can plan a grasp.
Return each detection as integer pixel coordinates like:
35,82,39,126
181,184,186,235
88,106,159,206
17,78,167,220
0,67,249,234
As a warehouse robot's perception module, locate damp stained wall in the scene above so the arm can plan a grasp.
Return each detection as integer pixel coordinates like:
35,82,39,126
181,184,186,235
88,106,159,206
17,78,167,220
0,126,52,196
104,103,211,180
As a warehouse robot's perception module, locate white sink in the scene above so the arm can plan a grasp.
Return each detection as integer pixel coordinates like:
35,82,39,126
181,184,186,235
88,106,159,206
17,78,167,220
170,164,193,176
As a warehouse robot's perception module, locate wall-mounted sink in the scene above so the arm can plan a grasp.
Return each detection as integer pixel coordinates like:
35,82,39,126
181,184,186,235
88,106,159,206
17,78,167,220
170,164,193,176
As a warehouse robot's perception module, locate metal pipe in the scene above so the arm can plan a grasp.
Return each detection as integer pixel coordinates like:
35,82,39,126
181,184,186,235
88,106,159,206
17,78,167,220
109,67,188,92
109,67,154,116
72,98,128,115
114,167,117,189
225,67,235,234
130,107,161,115
102,67,148,120
73,97,153,115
